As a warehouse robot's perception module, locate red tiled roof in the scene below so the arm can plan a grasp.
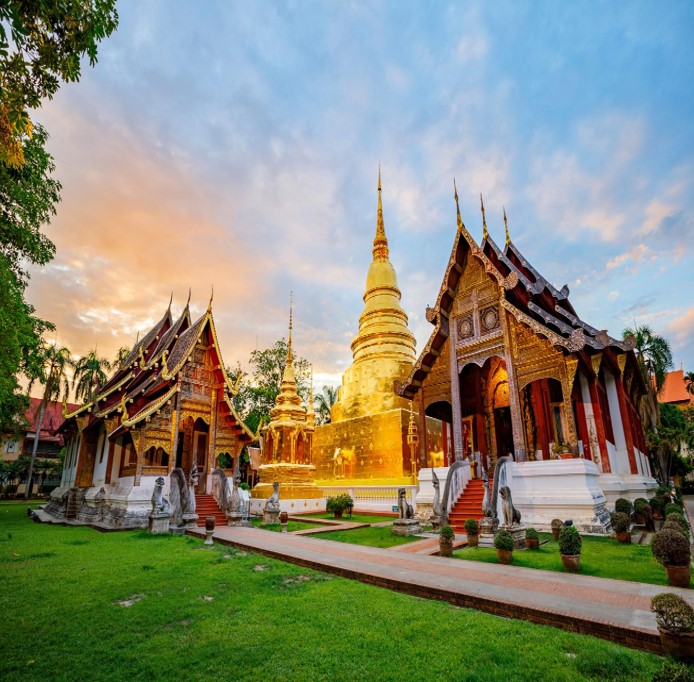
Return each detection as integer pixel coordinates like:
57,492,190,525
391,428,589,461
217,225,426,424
659,369,694,405
24,398,79,436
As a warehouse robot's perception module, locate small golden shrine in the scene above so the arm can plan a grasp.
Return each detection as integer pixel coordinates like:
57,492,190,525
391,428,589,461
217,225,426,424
313,171,444,483
253,301,321,500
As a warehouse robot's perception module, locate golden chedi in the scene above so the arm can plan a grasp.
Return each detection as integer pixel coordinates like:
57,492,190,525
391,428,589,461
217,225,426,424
253,304,321,502
314,171,427,484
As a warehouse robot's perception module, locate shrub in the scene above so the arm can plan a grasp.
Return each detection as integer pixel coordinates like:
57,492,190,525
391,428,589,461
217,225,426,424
633,498,648,514
665,503,684,518
525,527,539,540
494,529,514,551
550,518,563,531
663,514,690,537
615,498,632,515
439,525,454,540
558,525,582,555
649,496,664,513
651,529,691,566
652,660,694,682
239,482,250,491
464,518,479,536
326,494,354,516
610,512,630,533
651,593,694,633
656,485,670,498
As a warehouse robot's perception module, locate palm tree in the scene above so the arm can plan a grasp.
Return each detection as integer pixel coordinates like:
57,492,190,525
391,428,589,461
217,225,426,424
25,343,72,500
73,349,111,403
623,325,673,393
315,385,338,425
113,346,130,370
685,371,694,396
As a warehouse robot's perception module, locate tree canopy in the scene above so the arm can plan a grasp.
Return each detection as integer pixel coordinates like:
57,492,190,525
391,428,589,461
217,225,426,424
73,349,111,403
0,0,119,166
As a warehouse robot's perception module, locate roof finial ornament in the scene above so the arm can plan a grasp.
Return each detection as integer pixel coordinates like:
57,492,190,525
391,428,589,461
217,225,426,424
454,179,463,232
167,291,173,311
503,206,510,245
207,285,214,312
480,193,488,241
186,287,191,308
373,165,389,261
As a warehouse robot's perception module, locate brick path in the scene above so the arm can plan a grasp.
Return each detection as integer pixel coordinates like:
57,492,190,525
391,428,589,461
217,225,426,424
188,524,694,654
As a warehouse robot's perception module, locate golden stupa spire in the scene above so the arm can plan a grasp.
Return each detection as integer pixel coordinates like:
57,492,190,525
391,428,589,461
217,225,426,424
454,179,463,232
373,165,390,261
287,291,294,365
480,193,488,241
504,206,510,245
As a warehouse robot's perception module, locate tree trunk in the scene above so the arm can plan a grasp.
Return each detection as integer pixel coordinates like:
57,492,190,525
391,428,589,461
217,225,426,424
24,402,46,501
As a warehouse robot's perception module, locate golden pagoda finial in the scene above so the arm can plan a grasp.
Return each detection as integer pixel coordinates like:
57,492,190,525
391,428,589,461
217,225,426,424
207,285,214,312
287,292,294,365
480,193,488,241
167,291,173,311
454,179,463,232
373,165,389,261
504,206,510,245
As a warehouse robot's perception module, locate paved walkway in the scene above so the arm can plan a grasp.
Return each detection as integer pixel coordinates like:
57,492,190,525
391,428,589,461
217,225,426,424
188,525,694,654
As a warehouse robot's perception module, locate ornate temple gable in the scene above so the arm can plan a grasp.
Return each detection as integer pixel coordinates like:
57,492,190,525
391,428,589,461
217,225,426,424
510,315,566,390
120,305,173,373
145,304,191,369
418,336,452,409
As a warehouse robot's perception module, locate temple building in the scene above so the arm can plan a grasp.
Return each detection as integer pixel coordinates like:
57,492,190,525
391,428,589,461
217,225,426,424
398,188,656,528
44,296,255,528
312,172,446,484
251,303,322,513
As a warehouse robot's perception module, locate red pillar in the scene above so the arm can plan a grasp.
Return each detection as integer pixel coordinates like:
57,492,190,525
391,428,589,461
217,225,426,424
587,379,611,473
615,378,638,474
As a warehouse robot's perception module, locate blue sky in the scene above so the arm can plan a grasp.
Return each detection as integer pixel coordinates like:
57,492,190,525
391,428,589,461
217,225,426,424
29,0,694,387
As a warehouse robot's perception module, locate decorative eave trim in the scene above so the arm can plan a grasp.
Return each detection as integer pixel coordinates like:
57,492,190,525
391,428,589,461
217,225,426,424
222,394,258,440
122,383,179,428
94,371,134,404
500,299,574,350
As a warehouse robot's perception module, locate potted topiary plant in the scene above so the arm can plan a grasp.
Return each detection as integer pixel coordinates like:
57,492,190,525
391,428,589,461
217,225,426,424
633,498,648,524
651,593,694,660
611,511,632,544
494,529,514,565
649,496,664,521
665,503,685,519
663,514,690,539
551,518,563,541
558,525,582,572
615,497,632,516
652,529,691,587
525,527,540,550
439,524,455,557
464,518,479,548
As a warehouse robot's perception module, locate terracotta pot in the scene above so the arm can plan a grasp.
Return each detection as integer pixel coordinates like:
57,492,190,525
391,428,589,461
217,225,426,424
616,531,631,544
633,514,644,525
659,628,694,660
439,538,453,557
205,516,215,531
279,511,289,524
467,534,479,548
666,564,692,588
527,538,539,550
497,549,513,565
561,554,581,572
334,510,343,519
653,511,663,521
552,530,560,541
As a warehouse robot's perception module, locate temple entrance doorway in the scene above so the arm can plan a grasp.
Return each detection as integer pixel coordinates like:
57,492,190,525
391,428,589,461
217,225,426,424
493,407,513,458
175,416,209,492
425,400,452,467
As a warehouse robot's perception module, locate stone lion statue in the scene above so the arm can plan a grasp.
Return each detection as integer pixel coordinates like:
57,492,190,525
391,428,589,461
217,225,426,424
482,475,493,518
398,488,414,520
151,477,170,515
265,481,280,513
499,485,521,526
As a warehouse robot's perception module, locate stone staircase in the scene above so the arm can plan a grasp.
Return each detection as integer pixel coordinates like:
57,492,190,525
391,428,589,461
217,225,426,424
65,487,85,520
195,494,227,527
448,478,491,533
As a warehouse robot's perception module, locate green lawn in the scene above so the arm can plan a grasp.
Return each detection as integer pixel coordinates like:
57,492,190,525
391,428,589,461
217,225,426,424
310,525,428,548
251,519,323,533
453,533,673,587
302,512,395,524
0,504,662,681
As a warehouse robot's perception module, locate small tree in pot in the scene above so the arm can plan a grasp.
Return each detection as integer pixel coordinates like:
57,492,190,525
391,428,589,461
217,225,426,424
326,494,354,519
633,498,648,525
652,529,691,587
663,514,690,539
464,518,479,548
615,497,632,516
494,529,514,565
649,496,664,520
558,525,582,572
651,593,694,660
611,511,632,544
550,518,563,541
439,524,455,557
665,503,685,519
525,527,540,550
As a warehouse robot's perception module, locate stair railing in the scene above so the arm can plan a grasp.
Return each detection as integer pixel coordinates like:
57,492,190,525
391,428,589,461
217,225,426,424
210,468,230,512
440,460,471,526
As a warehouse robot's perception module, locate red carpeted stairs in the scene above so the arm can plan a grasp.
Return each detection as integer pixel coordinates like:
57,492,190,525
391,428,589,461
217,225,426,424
448,478,492,533
195,494,227,527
